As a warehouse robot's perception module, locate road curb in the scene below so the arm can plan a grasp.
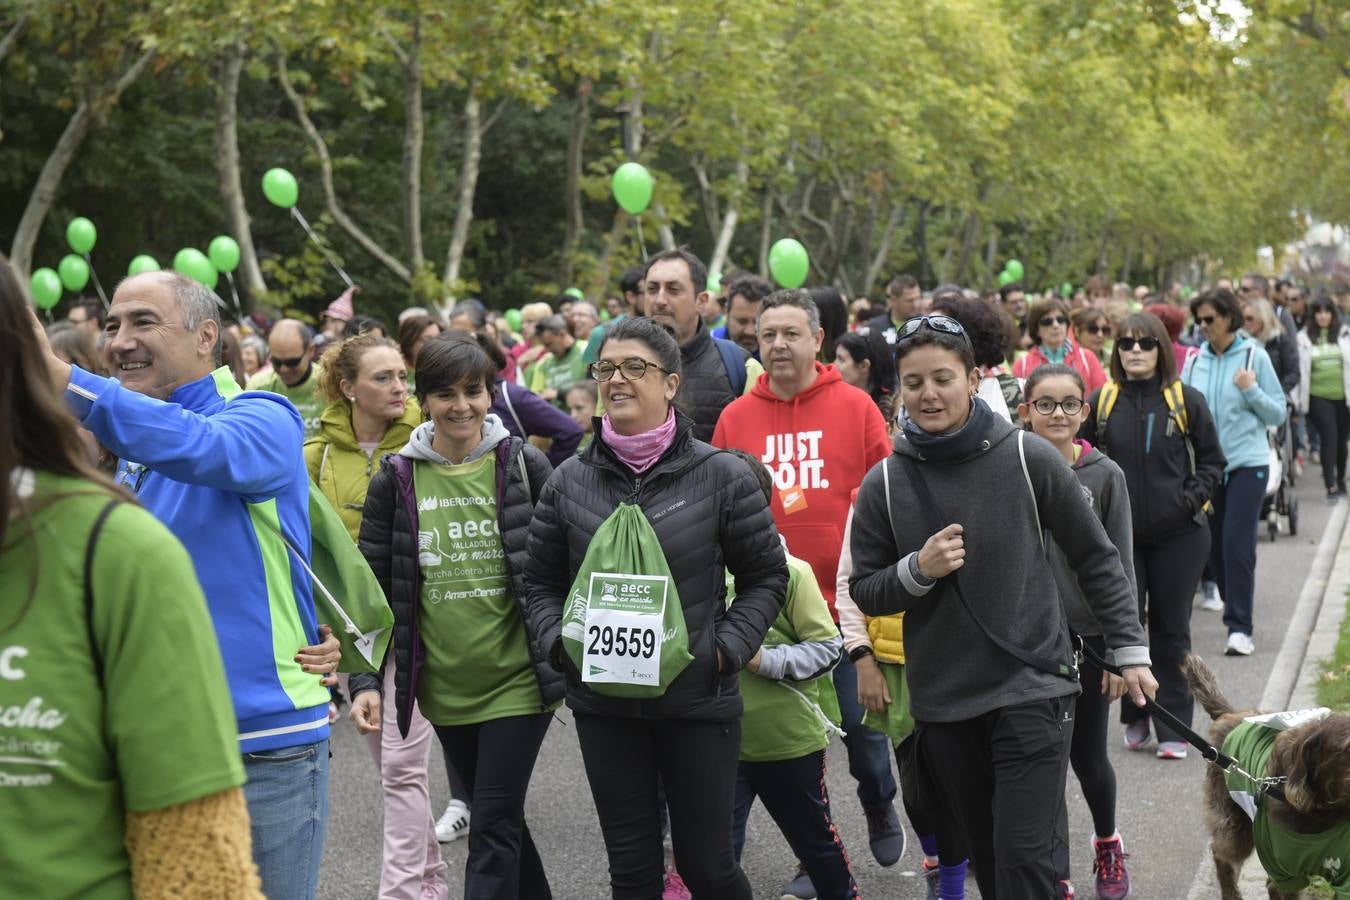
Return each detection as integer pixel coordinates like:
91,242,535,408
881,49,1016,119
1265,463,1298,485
1185,500,1350,899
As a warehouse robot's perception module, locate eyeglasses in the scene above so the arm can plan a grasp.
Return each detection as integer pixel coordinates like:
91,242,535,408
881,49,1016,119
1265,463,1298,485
1117,336,1159,352
588,358,671,382
1030,397,1085,416
1084,324,1112,336
271,355,306,369
1040,316,1068,327
1196,316,1216,326
896,315,970,346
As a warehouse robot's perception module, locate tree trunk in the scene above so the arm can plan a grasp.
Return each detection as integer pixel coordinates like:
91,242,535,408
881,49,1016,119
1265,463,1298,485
708,158,748,275
590,209,630,300
10,46,155,282
277,55,411,283
561,78,592,285
914,201,930,287
214,43,265,301
863,203,904,296
984,227,999,281
758,190,773,277
401,17,424,269
953,212,980,285
0,15,28,67
443,91,484,291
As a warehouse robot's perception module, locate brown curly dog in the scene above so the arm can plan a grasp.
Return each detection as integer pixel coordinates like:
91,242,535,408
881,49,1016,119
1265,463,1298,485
1182,654,1350,900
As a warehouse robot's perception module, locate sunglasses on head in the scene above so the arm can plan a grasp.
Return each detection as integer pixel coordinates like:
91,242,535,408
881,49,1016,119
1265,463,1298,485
897,314,970,345
1117,336,1159,352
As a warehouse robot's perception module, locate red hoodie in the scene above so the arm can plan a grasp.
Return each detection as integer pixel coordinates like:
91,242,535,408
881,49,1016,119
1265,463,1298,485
712,362,890,621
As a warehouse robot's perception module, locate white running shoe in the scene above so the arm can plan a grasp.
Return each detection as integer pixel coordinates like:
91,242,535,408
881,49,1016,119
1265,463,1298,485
435,800,470,843
1225,632,1255,657
1200,582,1224,612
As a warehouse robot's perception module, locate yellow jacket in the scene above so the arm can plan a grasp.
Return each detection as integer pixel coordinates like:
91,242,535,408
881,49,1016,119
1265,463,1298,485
304,399,422,541
866,613,905,665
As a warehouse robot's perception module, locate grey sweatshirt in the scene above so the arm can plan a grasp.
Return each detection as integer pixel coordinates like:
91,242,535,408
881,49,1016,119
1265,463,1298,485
400,414,510,464
848,417,1148,723
1048,442,1137,639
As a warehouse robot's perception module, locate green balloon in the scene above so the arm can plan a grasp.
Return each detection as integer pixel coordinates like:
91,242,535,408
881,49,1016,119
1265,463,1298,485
611,162,654,215
128,254,161,276
707,272,722,295
67,217,97,254
504,308,523,332
174,248,218,289
261,167,299,208
564,287,585,301
58,254,90,292
209,235,242,273
768,238,810,289
1061,281,1073,298
1004,258,1025,281
997,270,1014,287
30,268,62,309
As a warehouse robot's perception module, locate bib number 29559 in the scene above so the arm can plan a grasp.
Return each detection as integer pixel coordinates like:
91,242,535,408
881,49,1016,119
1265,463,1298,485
581,573,668,688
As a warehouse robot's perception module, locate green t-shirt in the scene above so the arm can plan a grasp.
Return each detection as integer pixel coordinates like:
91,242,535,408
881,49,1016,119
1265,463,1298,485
530,343,588,408
1309,337,1345,401
246,363,325,438
732,556,841,763
413,456,549,725
0,472,244,899
1222,712,1350,897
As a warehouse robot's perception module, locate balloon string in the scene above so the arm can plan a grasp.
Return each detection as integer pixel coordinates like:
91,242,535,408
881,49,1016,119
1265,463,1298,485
634,214,648,263
85,253,110,311
290,207,355,288
224,271,245,323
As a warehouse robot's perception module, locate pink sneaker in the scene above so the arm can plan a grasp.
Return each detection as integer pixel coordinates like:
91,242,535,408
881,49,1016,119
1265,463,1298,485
1092,833,1131,900
662,866,691,900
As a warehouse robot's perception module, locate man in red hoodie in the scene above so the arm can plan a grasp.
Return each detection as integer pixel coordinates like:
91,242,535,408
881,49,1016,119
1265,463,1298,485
712,289,902,887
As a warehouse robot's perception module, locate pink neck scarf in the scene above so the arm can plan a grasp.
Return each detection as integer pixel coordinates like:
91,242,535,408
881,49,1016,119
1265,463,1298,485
601,408,677,474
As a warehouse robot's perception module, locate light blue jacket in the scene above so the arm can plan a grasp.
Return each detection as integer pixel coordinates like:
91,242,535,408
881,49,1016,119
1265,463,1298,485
66,365,331,753
1181,334,1287,474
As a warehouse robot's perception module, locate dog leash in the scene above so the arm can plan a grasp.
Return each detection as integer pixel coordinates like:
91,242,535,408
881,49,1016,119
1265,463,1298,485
1075,638,1288,803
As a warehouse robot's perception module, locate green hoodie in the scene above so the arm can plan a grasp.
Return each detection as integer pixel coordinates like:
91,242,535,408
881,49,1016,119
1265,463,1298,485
305,399,422,541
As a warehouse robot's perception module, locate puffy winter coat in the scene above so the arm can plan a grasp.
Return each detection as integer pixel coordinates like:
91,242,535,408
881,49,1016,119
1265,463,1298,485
304,400,421,542
350,436,562,738
523,413,789,722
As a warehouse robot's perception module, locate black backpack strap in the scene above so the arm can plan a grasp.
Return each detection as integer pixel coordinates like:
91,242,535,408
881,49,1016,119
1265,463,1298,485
897,455,1077,681
84,499,120,690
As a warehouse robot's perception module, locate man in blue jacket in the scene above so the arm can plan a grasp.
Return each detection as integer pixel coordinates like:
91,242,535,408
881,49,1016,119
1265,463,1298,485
32,271,340,900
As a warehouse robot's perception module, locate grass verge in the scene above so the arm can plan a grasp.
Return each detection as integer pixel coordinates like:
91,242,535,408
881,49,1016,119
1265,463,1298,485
1314,587,1350,712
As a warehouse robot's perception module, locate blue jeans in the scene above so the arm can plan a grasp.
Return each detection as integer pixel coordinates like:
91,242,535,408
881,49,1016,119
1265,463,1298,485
1209,466,1267,637
831,652,898,810
243,738,330,900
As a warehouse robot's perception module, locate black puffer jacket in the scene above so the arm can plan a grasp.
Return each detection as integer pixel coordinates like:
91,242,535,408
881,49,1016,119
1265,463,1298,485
351,435,562,737
677,322,750,442
523,413,788,722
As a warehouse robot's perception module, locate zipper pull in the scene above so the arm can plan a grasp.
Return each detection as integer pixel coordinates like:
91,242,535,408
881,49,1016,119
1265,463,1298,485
627,476,643,503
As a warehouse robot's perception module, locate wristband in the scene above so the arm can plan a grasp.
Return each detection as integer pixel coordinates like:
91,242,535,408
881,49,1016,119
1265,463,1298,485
848,646,875,663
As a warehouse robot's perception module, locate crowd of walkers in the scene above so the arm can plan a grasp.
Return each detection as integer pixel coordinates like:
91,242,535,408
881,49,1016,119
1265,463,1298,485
4,243,1339,900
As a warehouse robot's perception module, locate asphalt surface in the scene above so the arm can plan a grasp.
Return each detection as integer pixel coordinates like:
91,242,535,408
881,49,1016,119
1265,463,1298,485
318,475,1333,900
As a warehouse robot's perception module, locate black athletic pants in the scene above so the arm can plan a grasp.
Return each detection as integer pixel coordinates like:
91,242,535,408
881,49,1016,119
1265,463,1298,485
921,696,1075,899
432,712,553,900
574,713,751,900
1120,523,1210,742
1070,635,1117,839
1308,395,1350,490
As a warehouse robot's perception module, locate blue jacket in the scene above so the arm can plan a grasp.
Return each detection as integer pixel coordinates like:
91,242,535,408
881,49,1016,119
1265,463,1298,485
1181,334,1287,474
66,366,331,752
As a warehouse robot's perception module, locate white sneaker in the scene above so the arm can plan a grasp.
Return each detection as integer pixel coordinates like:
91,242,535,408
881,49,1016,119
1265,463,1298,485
435,800,470,843
1200,582,1224,612
1225,632,1255,657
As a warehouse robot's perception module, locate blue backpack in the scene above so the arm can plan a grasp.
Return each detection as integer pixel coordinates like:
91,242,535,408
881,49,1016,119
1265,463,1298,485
713,338,747,395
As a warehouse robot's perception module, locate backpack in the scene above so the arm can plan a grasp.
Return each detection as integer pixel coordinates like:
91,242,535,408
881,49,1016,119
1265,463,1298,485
713,337,748,396
1096,379,1211,514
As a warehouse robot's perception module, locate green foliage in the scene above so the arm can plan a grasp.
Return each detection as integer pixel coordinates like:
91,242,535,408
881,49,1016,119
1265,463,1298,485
1315,586,1350,712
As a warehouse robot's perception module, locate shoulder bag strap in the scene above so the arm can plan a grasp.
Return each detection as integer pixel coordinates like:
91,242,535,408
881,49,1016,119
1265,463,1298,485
84,499,121,690
499,382,526,438
1018,430,1046,553
897,453,1076,681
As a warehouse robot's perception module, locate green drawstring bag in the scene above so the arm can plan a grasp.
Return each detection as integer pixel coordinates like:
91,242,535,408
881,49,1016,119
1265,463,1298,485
559,503,693,698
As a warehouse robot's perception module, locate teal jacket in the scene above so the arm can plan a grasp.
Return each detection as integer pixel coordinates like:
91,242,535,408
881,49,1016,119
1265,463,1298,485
1182,334,1286,474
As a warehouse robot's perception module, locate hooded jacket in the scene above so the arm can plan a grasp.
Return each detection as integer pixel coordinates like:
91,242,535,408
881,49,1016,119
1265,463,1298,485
1044,441,1137,638
304,399,422,541
1012,340,1108,394
1182,334,1287,473
712,363,890,621
523,412,789,723
1081,375,1225,542
848,413,1147,723
349,414,561,737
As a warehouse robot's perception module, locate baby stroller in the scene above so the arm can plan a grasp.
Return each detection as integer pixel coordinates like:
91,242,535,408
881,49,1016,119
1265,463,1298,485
1265,409,1299,541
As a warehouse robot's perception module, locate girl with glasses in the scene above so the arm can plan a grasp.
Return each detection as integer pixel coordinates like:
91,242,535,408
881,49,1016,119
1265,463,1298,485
1295,296,1350,502
1012,298,1108,392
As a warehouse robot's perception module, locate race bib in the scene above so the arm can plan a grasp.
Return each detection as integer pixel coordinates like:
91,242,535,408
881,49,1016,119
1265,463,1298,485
579,573,669,687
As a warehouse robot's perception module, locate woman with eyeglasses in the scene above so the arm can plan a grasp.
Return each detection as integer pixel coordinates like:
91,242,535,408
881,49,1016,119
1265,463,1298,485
1012,298,1108,393
1071,307,1112,366
1239,297,1300,399
849,314,1154,899
1295,294,1350,502
1080,312,1225,761
523,316,787,900
1183,288,1286,658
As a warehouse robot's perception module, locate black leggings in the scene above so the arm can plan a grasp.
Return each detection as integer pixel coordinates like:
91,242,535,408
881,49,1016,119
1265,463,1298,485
574,713,750,900
1069,635,1116,839
1307,395,1350,490
433,712,553,900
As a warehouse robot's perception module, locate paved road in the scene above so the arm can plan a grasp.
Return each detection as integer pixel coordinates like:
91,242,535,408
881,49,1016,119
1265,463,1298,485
318,476,1332,899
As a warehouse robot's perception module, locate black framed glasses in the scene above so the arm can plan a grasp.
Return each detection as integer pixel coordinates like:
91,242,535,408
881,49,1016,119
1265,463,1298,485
1117,336,1159,352
897,315,970,345
1030,397,1085,416
588,358,671,382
